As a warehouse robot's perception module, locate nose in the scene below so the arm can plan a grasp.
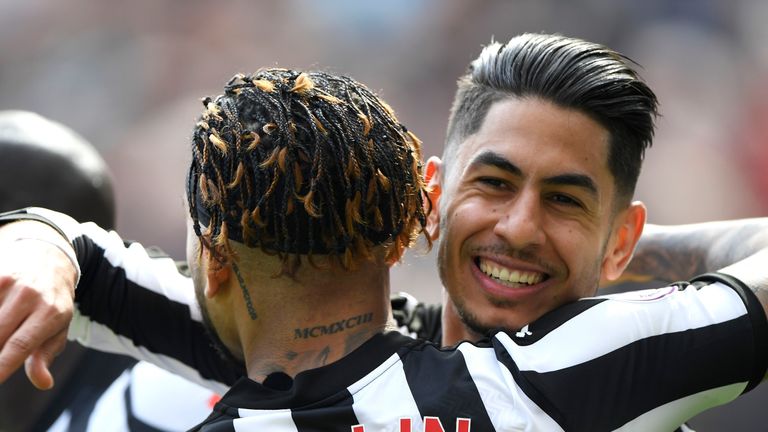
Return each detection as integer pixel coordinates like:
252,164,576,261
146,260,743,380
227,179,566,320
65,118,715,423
492,189,545,249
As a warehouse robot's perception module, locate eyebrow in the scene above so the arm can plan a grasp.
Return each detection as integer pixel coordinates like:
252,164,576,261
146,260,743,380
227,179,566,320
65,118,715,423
468,151,522,176
543,174,598,198
468,150,599,198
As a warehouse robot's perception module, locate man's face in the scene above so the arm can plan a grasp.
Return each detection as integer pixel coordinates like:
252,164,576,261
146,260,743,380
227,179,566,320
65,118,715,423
435,97,622,334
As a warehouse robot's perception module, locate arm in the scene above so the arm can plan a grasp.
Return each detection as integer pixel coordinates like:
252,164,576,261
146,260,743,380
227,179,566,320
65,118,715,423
0,208,241,392
615,218,768,284
718,248,768,324
622,218,768,380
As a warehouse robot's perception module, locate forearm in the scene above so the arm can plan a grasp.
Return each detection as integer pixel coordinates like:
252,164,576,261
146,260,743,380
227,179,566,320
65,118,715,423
622,218,768,283
718,248,768,318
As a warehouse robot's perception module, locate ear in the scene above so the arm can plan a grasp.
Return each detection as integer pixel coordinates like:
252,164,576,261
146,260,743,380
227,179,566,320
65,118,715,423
424,156,443,242
601,201,646,282
202,245,232,299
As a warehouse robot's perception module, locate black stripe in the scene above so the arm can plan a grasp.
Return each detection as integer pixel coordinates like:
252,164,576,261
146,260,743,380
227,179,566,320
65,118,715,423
401,344,495,431
73,235,245,386
492,339,565,429
691,272,768,393
292,390,359,432
31,348,135,431
124,384,169,432
507,317,756,432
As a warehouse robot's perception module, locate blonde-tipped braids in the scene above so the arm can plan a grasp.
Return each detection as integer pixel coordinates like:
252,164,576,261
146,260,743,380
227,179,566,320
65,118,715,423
187,68,430,275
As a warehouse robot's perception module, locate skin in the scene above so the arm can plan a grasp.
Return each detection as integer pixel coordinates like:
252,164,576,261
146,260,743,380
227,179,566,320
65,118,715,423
0,221,75,390
186,217,396,382
425,97,645,343
186,217,243,364
0,113,767,398
1,99,768,392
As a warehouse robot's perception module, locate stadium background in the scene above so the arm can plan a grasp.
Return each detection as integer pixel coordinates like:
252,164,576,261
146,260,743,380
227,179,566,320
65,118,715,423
1,0,767,429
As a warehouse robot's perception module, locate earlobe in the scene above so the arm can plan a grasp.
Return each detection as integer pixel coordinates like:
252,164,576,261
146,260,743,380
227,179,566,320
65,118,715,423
602,201,647,282
203,246,231,298
424,156,443,242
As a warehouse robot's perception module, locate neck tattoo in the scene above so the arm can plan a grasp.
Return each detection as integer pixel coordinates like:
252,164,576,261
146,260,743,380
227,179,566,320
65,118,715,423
231,261,258,320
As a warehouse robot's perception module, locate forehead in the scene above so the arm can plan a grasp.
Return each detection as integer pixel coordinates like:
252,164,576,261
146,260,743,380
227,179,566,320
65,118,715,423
455,98,613,189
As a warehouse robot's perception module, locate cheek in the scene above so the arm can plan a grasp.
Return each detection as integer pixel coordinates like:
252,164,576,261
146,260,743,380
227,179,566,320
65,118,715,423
447,198,496,231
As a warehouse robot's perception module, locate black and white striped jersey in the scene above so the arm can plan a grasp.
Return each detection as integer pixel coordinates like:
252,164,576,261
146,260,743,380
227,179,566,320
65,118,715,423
0,208,246,394
193,280,766,432
3,208,767,431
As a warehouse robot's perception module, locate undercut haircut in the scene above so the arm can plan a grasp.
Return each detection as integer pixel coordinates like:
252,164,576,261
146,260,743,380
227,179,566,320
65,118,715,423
187,68,428,274
445,33,660,204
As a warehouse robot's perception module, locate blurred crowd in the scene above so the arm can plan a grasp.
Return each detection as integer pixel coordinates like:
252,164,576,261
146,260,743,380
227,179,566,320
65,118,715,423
1,0,766,430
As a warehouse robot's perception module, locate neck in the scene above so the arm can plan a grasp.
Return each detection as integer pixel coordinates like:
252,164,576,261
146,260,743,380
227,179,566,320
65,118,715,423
226,252,394,382
440,291,484,346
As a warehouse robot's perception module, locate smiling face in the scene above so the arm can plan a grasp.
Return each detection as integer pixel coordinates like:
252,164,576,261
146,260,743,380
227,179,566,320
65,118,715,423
431,97,640,336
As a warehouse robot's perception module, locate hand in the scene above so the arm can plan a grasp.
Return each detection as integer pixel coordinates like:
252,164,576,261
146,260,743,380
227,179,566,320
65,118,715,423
0,223,78,390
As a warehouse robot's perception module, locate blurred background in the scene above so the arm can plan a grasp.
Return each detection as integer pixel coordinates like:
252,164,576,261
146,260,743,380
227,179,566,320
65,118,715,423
1,0,766,429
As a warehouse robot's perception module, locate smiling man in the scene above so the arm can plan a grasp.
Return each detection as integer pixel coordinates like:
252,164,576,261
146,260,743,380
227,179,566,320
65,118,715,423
1,35,768,431
425,34,653,345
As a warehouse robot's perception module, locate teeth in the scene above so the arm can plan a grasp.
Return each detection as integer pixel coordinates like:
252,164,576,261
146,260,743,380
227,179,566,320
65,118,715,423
499,268,509,280
479,258,543,286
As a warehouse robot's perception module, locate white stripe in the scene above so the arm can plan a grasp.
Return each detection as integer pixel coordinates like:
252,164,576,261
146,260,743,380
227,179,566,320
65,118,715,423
30,207,202,321
79,220,201,321
46,208,222,390
85,370,131,432
496,284,747,373
235,408,298,432
615,382,745,431
46,410,71,432
457,343,564,432
68,312,228,394
349,353,424,432
129,361,216,430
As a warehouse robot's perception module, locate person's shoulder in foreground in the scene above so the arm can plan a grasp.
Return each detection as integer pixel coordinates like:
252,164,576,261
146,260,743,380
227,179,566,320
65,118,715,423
195,271,766,431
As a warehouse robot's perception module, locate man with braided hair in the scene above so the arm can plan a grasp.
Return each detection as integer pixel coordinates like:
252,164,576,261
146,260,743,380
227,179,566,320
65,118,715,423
2,37,768,430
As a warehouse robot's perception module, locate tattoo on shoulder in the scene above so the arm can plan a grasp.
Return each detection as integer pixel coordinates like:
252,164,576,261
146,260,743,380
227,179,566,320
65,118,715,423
294,313,374,339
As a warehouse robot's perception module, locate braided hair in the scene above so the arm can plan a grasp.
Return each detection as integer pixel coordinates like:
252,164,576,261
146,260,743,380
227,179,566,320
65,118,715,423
187,68,429,275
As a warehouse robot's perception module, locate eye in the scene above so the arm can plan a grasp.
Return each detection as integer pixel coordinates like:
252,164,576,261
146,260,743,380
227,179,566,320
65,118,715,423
477,177,508,189
549,193,583,208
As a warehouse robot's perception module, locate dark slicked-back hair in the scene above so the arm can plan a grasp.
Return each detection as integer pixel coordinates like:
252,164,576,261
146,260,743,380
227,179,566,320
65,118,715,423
187,68,428,273
445,33,659,204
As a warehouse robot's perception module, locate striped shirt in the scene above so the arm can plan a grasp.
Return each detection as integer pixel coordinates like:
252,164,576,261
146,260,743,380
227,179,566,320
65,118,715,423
2,208,766,431
194,281,766,431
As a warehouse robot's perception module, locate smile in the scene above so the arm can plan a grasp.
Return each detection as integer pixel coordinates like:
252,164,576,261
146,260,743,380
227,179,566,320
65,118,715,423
477,257,546,287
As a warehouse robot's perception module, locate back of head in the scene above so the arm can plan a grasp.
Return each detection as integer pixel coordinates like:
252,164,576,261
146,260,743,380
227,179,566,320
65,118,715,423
0,110,115,228
187,69,428,273
445,33,659,204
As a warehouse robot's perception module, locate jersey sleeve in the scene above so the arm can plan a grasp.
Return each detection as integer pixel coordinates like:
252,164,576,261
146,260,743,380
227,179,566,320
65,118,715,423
0,207,243,393
489,276,768,432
